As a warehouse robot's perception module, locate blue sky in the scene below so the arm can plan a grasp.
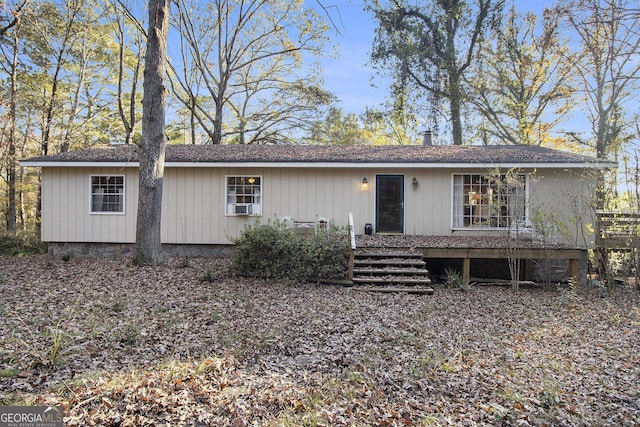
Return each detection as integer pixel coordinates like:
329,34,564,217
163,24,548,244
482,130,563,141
315,0,554,115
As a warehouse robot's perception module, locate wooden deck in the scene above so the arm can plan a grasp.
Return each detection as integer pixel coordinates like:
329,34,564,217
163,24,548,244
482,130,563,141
355,235,584,281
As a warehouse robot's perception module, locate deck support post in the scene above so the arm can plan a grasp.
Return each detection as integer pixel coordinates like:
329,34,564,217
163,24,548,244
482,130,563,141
524,259,531,281
462,257,471,281
569,258,579,280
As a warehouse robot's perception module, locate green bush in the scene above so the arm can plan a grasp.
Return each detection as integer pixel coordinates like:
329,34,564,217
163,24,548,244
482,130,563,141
0,234,47,256
231,219,350,282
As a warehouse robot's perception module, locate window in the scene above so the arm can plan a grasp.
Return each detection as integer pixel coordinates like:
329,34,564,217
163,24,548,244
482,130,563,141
452,173,526,228
91,175,124,213
226,176,262,216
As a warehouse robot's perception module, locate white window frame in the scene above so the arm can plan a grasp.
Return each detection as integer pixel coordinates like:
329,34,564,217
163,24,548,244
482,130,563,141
225,175,263,216
451,173,527,229
90,175,125,214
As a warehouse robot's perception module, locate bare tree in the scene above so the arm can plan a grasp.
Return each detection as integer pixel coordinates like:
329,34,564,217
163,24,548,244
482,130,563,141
468,7,576,146
171,0,330,144
111,0,145,145
486,168,527,290
557,0,640,207
22,0,85,156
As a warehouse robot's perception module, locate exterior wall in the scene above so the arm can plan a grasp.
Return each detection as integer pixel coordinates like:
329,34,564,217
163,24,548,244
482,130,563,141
403,170,453,235
162,167,460,243
41,167,139,243
41,165,597,248
403,167,596,248
425,167,598,248
162,167,372,244
528,168,598,248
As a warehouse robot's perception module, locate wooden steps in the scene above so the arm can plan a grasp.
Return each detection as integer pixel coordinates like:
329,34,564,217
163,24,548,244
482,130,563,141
351,249,433,293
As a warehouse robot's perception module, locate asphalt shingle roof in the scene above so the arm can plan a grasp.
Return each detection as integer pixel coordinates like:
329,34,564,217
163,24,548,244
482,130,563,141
21,143,612,166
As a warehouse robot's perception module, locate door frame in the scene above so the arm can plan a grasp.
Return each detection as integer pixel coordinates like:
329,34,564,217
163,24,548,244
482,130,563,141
375,174,405,234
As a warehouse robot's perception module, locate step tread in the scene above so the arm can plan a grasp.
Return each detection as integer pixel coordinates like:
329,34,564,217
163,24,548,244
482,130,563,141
353,268,430,275
351,286,435,295
354,259,426,266
354,252,422,258
352,276,432,284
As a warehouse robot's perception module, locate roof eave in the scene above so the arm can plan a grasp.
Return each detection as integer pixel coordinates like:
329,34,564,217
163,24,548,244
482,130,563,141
20,161,138,168
20,160,617,169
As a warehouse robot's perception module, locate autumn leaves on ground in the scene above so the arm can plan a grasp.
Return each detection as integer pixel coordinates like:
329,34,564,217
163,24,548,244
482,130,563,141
0,256,639,426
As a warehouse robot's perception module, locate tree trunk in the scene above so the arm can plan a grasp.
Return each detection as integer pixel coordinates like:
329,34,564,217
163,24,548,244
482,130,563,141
212,97,224,144
6,26,19,235
132,0,170,266
449,72,463,146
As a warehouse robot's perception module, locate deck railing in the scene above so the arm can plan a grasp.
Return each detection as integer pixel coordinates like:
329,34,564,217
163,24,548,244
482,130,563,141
348,212,356,281
596,210,640,250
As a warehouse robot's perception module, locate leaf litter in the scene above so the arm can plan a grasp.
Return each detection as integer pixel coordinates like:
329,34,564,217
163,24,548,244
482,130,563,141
0,255,639,426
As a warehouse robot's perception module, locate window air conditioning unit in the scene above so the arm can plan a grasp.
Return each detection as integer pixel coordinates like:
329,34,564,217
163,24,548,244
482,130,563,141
233,204,251,215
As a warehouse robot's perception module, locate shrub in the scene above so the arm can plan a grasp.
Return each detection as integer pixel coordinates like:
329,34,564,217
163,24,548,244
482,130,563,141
231,219,350,282
0,234,47,256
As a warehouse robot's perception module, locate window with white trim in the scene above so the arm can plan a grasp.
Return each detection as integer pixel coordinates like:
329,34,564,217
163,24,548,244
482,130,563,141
226,176,262,216
452,173,526,228
91,175,124,213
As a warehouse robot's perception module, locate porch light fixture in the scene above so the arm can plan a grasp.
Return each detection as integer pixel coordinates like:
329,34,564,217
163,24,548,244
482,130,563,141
412,177,418,189
361,177,368,190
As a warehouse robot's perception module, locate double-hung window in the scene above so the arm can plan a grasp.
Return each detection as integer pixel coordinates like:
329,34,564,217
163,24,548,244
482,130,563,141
91,175,124,213
452,173,526,228
226,176,262,216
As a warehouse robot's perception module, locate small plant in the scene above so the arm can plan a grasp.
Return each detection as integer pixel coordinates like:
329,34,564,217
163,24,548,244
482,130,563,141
46,322,65,364
558,276,580,308
445,267,474,291
201,270,216,283
15,317,68,368
111,296,127,313
117,323,140,345
0,368,21,378
60,253,72,262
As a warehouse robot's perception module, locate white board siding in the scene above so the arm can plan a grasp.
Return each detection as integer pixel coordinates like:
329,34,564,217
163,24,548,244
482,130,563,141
162,167,223,244
39,165,595,248
42,167,138,243
528,168,597,247
263,167,373,231
403,170,452,235
161,167,375,244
